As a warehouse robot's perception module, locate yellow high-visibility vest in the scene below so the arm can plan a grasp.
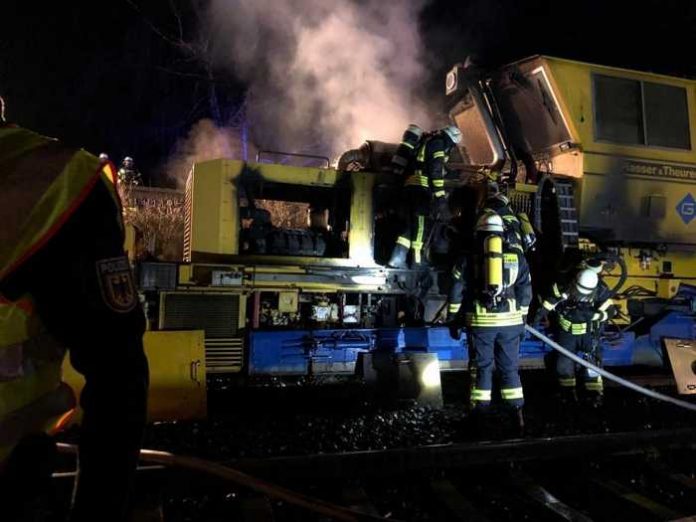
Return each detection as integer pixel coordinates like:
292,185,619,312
0,125,119,462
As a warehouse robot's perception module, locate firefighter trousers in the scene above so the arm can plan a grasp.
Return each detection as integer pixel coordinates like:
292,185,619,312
555,330,603,393
469,325,525,409
389,187,430,267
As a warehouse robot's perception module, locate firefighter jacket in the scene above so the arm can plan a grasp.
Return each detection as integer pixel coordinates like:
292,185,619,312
541,279,615,335
404,135,449,198
0,124,120,462
463,230,533,328
482,196,536,253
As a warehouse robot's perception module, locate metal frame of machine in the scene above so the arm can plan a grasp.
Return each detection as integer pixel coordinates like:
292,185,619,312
133,56,696,408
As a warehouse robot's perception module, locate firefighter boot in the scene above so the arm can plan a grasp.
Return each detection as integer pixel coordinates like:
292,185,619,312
583,391,604,409
502,406,525,439
559,387,578,405
513,407,525,438
464,406,492,441
387,244,409,269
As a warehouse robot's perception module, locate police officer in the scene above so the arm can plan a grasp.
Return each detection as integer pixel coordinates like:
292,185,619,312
458,210,532,434
388,125,462,268
539,265,615,402
0,97,148,521
117,156,143,186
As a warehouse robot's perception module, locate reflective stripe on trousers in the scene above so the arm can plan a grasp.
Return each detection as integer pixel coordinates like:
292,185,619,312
469,325,524,408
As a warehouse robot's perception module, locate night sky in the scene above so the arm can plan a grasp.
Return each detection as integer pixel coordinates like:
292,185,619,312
2,0,695,183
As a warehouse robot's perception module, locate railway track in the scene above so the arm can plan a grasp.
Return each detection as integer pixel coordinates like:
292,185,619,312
44,372,696,521
47,427,696,521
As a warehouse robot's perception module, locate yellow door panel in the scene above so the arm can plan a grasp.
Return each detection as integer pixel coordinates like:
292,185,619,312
62,330,207,423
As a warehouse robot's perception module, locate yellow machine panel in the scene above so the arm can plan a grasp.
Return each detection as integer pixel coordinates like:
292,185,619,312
184,159,241,260
183,159,379,267
62,330,207,422
508,56,696,246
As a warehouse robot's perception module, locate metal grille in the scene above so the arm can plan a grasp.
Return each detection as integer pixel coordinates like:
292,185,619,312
205,337,244,373
509,189,533,216
555,181,579,249
183,172,193,262
161,293,240,338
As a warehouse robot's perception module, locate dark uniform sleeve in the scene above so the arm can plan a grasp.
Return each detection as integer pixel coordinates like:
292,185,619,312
540,281,567,312
447,256,468,318
515,254,533,314
593,280,616,322
0,179,148,519
0,180,146,369
426,137,447,198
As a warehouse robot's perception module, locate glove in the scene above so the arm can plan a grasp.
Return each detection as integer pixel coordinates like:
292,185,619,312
448,322,462,340
447,312,463,340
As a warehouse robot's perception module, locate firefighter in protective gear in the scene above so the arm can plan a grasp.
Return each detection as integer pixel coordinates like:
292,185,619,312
117,156,142,186
390,124,424,176
455,210,532,431
0,102,148,521
482,188,536,253
388,125,462,268
447,186,535,320
539,267,615,399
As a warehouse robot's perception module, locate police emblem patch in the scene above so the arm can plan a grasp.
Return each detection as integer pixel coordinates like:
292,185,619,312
96,256,137,313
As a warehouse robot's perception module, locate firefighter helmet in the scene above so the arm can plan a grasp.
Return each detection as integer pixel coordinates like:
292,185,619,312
475,211,504,233
489,192,509,206
406,124,424,139
575,269,599,295
442,125,462,145
582,258,604,274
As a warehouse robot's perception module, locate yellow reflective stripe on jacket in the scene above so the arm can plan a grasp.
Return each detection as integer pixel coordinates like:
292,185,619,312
501,387,524,400
598,299,613,311
405,172,429,187
431,179,445,187
559,377,576,387
558,315,588,334
448,303,461,313
467,299,524,327
542,300,556,311
593,311,608,321
466,311,523,327
431,150,445,159
396,236,411,248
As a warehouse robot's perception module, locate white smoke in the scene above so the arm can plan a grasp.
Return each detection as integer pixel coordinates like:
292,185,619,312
205,0,432,158
165,119,257,188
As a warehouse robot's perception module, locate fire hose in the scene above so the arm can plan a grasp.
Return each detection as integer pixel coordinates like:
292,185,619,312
56,443,396,522
525,324,696,413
